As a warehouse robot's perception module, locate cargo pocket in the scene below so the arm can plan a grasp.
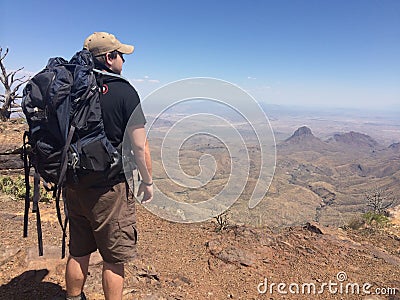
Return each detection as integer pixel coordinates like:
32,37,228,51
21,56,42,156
118,219,138,247
118,191,138,247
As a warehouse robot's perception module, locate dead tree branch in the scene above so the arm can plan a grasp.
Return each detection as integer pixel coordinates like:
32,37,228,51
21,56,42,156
365,187,397,215
0,47,30,121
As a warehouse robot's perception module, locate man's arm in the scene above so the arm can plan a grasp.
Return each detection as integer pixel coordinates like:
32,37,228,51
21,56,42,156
128,124,153,203
144,139,152,178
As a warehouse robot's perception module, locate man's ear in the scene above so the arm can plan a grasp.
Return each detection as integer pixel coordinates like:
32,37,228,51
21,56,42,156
105,53,113,66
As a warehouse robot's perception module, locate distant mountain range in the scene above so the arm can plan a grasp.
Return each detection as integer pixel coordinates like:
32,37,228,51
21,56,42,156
281,125,398,152
261,125,400,226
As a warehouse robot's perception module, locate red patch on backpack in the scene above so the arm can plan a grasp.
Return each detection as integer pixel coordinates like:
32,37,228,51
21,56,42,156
102,84,109,94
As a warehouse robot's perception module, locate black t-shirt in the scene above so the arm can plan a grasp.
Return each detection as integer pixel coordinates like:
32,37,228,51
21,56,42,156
99,75,146,147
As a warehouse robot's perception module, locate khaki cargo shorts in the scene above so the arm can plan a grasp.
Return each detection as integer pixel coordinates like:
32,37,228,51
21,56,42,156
66,181,137,264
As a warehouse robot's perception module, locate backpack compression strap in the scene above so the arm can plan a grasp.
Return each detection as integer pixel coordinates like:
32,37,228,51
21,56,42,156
55,124,76,259
22,132,30,238
32,171,43,256
22,132,44,256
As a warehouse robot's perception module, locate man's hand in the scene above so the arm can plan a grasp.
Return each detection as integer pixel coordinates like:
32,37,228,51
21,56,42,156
129,125,153,204
137,182,153,203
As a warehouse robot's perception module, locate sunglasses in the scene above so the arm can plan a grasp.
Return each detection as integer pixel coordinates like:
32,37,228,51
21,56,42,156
117,51,125,63
101,51,125,62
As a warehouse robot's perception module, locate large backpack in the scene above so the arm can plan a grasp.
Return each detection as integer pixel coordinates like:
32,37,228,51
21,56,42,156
21,49,121,258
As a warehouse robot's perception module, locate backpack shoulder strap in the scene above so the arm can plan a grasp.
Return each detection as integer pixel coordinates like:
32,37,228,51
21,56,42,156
93,69,131,83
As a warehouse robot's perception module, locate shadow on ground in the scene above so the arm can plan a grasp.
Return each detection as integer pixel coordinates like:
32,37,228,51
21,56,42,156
0,269,65,300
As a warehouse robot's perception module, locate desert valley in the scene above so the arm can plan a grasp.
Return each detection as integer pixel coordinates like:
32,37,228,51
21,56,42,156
0,105,399,299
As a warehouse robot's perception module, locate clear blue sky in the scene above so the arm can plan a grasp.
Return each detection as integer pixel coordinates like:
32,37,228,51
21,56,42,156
1,0,399,110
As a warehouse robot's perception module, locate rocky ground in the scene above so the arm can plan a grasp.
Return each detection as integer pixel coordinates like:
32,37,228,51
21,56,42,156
0,192,399,300
0,119,399,299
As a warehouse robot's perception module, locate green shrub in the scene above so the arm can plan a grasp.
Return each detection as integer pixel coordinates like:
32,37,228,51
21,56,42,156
0,175,53,202
0,175,26,200
362,211,390,228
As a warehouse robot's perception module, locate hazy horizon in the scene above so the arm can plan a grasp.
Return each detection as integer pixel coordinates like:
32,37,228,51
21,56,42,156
2,1,399,111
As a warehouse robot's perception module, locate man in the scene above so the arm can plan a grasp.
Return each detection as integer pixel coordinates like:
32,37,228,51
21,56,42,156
64,32,153,300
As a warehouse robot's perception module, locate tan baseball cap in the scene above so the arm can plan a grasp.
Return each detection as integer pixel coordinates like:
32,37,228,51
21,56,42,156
83,32,134,56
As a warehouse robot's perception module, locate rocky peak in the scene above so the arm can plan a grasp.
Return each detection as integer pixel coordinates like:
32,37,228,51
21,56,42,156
292,126,313,137
281,126,328,151
285,126,315,142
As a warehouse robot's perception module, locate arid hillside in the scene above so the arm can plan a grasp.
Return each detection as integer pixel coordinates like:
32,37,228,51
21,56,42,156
146,120,400,228
0,119,399,299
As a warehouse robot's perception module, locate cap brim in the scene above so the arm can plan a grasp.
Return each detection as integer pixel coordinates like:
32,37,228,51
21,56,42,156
118,44,134,54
